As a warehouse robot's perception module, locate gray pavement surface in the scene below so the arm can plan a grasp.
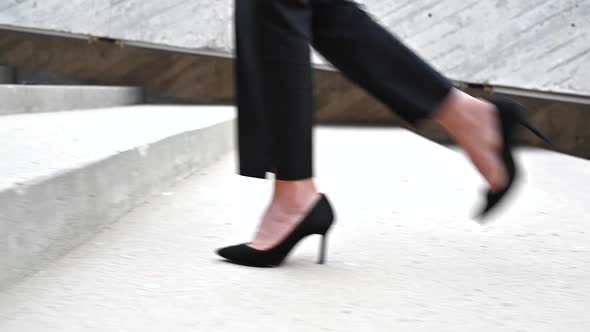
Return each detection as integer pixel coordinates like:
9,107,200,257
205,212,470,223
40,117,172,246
0,127,588,331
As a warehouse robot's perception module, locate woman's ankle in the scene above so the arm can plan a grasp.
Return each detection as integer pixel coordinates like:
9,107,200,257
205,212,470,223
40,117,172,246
434,89,494,132
271,179,320,213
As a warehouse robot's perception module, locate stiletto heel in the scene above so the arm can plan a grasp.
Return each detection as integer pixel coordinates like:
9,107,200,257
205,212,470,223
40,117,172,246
519,117,555,148
318,233,328,264
476,97,553,221
216,193,335,267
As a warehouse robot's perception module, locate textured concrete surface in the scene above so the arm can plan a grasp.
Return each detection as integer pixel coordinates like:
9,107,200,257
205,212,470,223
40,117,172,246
0,127,588,331
0,65,14,83
0,0,588,95
0,106,235,289
0,85,144,115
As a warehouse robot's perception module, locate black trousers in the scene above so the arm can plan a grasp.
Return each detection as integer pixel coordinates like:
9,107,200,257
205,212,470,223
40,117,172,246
236,0,453,180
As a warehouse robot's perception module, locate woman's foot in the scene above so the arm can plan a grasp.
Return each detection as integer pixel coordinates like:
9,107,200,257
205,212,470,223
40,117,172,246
434,89,507,192
249,178,321,250
217,192,334,267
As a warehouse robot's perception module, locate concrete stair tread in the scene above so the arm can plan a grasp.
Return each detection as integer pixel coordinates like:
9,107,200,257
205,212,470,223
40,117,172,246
0,85,143,115
0,127,588,331
0,105,235,290
0,105,234,191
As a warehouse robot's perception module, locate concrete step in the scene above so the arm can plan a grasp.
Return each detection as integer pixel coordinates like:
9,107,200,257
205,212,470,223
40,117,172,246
0,65,15,83
0,127,588,331
0,105,235,289
0,85,143,115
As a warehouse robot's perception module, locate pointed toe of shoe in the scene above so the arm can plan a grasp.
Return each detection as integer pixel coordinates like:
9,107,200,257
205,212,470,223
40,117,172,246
214,244,278,267
216,243,253,261
215,245,238,259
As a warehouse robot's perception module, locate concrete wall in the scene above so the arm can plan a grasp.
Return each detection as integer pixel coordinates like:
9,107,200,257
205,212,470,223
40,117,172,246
0,65,14,83
0,0,589,96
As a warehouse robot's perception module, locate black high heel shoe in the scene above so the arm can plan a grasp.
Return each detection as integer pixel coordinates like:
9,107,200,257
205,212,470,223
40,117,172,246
216,193,335,267
477,97,553,221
